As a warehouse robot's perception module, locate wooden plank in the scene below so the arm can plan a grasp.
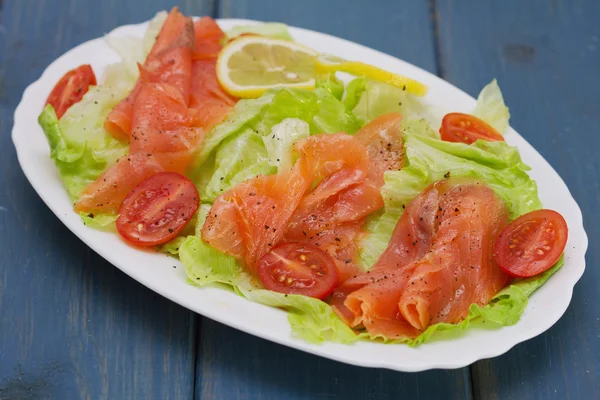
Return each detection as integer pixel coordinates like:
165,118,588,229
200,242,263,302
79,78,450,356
434,1,600,399
0,1,213,399
193,1,472,399
198,319,472,400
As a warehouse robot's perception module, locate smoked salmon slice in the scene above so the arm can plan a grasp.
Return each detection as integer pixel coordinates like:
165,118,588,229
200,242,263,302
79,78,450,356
398,182,509,330
193,17,226,59
189,59,237,130
75,82,203,214
203,114,405,280
76,10,199,214
334,112,404,222
202,133,372,272
331,179,509,340
189,18,237,131
284,113,404,278
105,8,194,141
77,13,236,214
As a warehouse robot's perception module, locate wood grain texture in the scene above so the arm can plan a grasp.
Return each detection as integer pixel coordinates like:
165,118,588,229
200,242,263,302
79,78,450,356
194,2,471,399
198,319,472,400
0,1,213,399
434,1,600,399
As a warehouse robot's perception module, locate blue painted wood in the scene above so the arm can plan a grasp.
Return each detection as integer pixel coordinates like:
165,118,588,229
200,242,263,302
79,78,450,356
0,1,213,399
434,0,600,398
198,319,472,400
193,2,471,399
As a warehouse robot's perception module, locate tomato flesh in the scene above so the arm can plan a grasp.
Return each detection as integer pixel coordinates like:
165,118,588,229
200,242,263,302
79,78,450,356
493,209,568,278
45,64,97,119
257,243,339,299
440,113,504,144
116,172,199,247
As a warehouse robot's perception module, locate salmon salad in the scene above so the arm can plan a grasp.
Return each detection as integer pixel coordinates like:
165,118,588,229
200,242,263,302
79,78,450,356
38,8,568,345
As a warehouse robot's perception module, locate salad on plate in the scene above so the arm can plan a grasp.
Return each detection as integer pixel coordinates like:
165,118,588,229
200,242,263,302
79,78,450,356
38,8,568,346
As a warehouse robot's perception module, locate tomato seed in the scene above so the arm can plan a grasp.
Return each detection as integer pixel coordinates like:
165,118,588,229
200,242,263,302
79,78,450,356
299,254,307,261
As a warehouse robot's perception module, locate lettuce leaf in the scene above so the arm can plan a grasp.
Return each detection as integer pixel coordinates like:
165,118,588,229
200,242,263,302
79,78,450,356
225,23,294,41
39,12,167,226
316,74,345,100
401,255,563,346
191,87,362,192
180,235,356,343
39,104,127,225
263,118,310,172
343,78,425,123
472,79,510,134
39,101,128,202
194,93,276,167
203,129,275,202
160,236,187,255
343,77,444,134
360,131,540,267
255,88,361,135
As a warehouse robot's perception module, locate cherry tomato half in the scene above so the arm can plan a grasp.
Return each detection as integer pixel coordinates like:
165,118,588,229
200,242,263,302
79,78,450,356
116,172,199,247
440,113,504,144
45,64,97,119
493,209,568,278
257,242,339,299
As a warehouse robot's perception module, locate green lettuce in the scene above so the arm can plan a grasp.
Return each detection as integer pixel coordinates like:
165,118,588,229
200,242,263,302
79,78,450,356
39,13,167,226
39,102,128,201
343,78,427,123
194,93,276,167
180,235,356,343
160,236,187,255
360,132,541,267
263,118,310,172
191,87,362,191
343,77,444,135
225,23,294,41
202,128,275,202
255,88,361,135
472,79,511,134
316,74,345,100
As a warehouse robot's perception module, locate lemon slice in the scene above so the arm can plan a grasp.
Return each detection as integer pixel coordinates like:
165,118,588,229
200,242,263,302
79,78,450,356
217,36,318,98
314,54,429,97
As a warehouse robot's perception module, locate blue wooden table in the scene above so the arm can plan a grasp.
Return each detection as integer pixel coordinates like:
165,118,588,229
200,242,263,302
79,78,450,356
1,1,598,398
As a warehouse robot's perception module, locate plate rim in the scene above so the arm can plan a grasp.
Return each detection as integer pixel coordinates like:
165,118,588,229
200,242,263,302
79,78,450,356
11,17,589,372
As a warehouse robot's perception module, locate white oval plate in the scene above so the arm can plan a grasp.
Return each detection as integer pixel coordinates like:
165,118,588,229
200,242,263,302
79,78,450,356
12,18,587,372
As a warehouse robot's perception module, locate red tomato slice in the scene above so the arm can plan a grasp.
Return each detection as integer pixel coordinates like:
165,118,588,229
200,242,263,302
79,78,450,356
440,113,504,144
116,172,199,247
257,243,339,299
45,64,97,118
493,209,568,278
